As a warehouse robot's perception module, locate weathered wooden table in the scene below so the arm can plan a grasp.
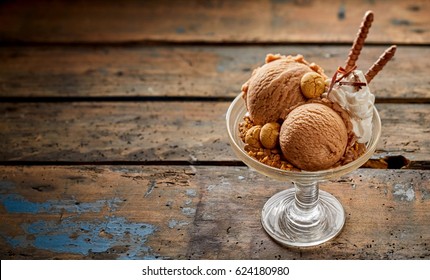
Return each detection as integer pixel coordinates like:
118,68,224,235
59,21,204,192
0,0,429,260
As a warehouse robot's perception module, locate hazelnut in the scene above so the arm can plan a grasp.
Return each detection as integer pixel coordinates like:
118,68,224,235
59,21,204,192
245,125,262,148
300,72,325,99
260,122,280,149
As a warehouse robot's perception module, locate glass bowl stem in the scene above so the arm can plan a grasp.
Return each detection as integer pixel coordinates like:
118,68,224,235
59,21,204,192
261,181,346,247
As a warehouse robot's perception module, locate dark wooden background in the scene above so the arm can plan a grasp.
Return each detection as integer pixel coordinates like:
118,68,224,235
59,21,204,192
0,0,429,260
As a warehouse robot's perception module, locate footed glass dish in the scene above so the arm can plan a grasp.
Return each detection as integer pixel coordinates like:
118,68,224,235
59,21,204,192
226,94,381,247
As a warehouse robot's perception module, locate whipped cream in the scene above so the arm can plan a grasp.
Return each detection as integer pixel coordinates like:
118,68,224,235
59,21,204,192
326,70,375,143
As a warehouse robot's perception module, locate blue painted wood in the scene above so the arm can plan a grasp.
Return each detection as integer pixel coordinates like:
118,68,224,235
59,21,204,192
1,166,429,259
0,192,158,259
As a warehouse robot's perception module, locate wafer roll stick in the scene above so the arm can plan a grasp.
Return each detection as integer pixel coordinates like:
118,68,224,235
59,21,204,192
365,45,397,83
345,11,374,71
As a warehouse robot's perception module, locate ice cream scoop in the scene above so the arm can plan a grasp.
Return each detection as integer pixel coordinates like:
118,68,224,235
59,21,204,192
279,103,348,171
241,54,325,125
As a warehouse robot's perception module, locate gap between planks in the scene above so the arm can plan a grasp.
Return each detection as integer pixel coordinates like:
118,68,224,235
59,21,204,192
0,159,427,170
1,41,430,48
0,96,430,104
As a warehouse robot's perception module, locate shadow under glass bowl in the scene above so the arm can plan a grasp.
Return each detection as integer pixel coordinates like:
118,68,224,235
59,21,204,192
226,94,381,247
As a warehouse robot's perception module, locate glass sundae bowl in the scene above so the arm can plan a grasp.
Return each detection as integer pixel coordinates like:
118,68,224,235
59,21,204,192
226,94,381,247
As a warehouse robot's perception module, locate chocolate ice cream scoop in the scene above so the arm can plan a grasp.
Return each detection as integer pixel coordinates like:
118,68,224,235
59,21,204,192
241,54,325,125
279,103,348,171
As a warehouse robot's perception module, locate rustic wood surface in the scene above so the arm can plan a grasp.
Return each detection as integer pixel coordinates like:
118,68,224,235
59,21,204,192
0,45,429,100
0,0,429,260
0,102,429,163
0,0,429,44
1,166,429,260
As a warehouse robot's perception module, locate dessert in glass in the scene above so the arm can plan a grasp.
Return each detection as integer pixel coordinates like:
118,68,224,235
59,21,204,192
226,11,395,247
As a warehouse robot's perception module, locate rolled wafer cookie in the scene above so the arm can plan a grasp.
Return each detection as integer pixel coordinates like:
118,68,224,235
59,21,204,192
365,45,397,83
345,11,374,71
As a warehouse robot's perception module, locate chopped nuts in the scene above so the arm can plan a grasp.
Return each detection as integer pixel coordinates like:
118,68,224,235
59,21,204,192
239,116,253,141
265,53,282,63
239,117,294,171
260,122,280,149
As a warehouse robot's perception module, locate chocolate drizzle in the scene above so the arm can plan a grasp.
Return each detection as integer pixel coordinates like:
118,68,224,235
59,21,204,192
327,66,366,96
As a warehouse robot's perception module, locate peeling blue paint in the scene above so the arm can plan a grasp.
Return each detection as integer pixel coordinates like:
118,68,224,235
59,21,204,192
0,194,46,213
144,180,156,197
421,188,430,201
181,207,196,216
0,180,15,191
393,183,415,202
0,194,122,214
175,26,186,34
3,235,28,248
185,189,196,197
168,219,189,229
0,190,159,259
168,220,178,228
3,217,157,260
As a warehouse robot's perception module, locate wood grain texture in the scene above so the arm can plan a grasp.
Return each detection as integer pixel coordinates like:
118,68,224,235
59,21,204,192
0,0,429,44
1,45,429,100
0,166,429,259
1,0,428,265
0,102,428,163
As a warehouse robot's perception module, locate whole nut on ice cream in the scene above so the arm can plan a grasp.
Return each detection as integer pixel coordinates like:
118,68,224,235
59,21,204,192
260,122,280,149
245,125,262,148
300,72,325,99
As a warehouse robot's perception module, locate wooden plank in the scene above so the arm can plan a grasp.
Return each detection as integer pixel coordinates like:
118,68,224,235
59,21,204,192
0,165,196,259
0,0,429,44
0,166,429,259
1,45,429,100
0,102,428,163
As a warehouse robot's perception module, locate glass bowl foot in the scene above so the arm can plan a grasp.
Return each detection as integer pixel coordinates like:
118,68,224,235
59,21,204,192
261,188,345,248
